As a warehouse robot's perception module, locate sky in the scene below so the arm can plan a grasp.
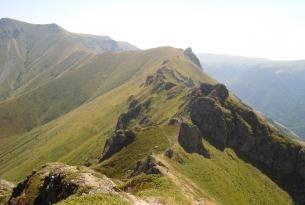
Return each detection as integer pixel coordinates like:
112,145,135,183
1,0,305,60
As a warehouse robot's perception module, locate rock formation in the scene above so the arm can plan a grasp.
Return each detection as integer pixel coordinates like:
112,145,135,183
187,82,305,204
8,163,118,205
183,47,202,69
99,129,135,162
178,123,210,158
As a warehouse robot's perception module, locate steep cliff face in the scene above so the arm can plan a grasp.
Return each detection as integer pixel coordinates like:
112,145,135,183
186,82,305,204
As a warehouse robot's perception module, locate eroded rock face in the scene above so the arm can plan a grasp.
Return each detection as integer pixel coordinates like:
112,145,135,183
187,82,305,204
190,97,231,149
178,123,210,158
99,129,135,162
131,155,163,177
34,173,78,205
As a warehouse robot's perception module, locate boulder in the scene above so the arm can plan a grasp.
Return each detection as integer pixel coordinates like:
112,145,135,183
178,123,210,158
99,129,135,162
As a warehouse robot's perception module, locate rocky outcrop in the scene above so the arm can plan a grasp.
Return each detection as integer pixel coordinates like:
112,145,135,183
99,129,135,162
33,173,78,205
164,148,174,158
190,97,231,149
101,97,153,163
0,180,14,204
183,47,202,69
131,155,163,177
116,98,151,130
178,123,210,158
116,105,141,130
144,67,195,95
187,82,305,205
8,163,118,205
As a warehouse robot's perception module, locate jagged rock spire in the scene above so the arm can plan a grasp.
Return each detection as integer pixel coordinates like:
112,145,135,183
183,47,202,69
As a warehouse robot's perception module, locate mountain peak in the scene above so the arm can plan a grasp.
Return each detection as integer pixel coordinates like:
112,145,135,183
184,47,202,69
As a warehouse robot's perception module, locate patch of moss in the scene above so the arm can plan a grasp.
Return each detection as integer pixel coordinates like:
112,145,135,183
56,193,130,205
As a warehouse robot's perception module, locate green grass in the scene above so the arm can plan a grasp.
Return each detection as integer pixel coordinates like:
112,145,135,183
56,193,130,205
0,47,196,181
0,45,298,205
167,143,293,205
121,174,190,205
96,126,170,179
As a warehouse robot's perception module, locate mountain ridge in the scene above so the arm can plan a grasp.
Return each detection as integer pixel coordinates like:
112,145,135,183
0,19,304,205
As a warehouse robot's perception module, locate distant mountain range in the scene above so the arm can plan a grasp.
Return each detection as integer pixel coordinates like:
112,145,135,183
199,53,305,139
0,18,137,101
1,19,305,205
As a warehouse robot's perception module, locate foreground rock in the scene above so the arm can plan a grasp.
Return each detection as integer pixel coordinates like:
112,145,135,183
178,123,210,158
8,163,118,205
0,179,14,204
187,82,305,205
6,163,160,205
99,129,135,162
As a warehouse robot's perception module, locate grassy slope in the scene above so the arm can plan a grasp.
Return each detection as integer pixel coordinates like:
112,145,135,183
0,47,208,180
56,193,131,205
0,18,137,101
0,47,193,140
0,47,294,204
166,144,292,205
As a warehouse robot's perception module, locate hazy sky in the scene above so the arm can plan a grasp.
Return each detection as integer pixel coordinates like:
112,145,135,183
1,0,305,60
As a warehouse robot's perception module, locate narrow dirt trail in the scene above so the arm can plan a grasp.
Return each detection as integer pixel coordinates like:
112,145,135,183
156,155,218,205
